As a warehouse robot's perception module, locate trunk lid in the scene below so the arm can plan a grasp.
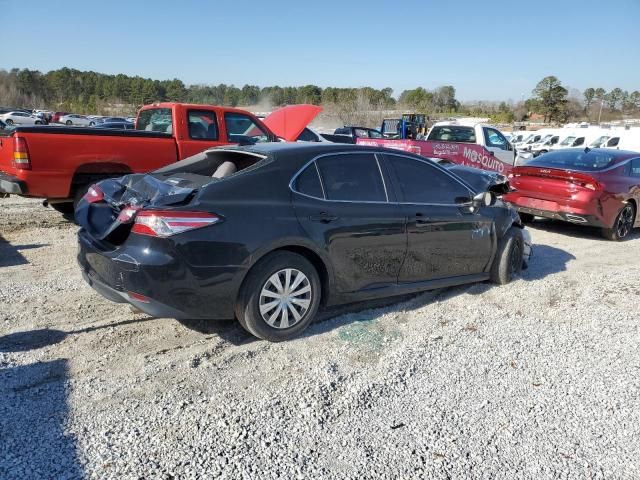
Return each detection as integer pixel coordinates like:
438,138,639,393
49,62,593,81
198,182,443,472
510,165,601,200
75,172,210,244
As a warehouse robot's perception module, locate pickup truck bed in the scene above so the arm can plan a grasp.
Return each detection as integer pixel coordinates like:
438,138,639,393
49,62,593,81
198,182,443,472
0,103,320,211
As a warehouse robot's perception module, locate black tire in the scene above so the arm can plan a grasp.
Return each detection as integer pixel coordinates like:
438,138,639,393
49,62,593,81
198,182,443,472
236,251,321,342
5,119,13,125
601,203,636,241
89,121,95,126
538,150,547,156
519,212,535,224
35,120,42,125
490,227,524,285
66,120,72,125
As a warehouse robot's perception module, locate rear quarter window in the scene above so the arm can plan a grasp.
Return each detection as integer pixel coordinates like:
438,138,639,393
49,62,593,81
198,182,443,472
294,164,324,198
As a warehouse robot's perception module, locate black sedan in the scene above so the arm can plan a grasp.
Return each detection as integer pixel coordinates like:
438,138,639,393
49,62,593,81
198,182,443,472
76,143,529,341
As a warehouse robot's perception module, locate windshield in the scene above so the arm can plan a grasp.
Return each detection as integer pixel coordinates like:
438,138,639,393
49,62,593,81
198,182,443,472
589,136,610,147
559,136,576,146
526,150,619,171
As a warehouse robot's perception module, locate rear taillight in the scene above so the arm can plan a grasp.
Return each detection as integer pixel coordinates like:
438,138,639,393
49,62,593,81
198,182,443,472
132,210,220,237
83,185,104,203
13,137,31,170
117,205,140,223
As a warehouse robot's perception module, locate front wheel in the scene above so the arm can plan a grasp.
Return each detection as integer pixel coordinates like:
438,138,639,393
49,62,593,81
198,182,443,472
5,119,13,125
490,227,524,285
35,120,42,125
89,121,95,126
602,203,636,241
66,120,72,125
236,252,321,342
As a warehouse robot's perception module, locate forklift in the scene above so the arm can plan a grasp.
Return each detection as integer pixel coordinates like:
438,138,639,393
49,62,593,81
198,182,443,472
380,113,429,140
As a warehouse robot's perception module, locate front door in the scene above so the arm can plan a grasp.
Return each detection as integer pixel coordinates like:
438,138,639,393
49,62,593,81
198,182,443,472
291,152,407,293
483,127,516,167
382,153,494,282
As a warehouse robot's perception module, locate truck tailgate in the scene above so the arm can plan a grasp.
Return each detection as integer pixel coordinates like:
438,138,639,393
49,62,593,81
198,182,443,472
3,128,178,198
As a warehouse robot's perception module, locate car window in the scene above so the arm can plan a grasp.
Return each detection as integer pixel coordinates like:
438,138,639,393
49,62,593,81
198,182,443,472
608,137,620,147
573,137,585,146
354,128,368,138
316,153,386,202
484,128,509,150
631,158,640,177
188,110,218,140
387,155,470,204
136,107,172,133
297,128,320,142
294,164,323,198
224,112,270,144
427,126,476,143
334,128,349,135
368,129,383,138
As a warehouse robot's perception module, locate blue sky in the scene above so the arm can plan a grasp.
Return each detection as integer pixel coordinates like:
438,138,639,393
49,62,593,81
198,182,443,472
2,0,639,101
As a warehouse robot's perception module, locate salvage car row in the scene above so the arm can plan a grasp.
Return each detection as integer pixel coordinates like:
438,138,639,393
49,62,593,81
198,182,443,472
1,102,639,342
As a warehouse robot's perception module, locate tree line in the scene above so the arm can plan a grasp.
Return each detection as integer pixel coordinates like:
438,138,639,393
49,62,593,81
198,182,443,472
0,67,461,116
2,67,638,125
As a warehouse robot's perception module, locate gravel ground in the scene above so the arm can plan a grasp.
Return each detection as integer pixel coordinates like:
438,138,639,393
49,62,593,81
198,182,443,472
1,196,639,479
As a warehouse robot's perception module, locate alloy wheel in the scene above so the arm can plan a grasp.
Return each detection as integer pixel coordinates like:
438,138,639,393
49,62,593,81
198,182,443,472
259,268,312,329
616,204,634,239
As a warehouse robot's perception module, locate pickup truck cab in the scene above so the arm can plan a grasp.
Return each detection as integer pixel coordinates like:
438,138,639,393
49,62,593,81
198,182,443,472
0,102,315,212
356,120,520,174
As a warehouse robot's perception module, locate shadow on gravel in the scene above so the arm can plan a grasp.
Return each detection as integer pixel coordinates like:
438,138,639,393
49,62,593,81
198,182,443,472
0,317,157,353
0,359,83,479
521,244,576,281
0,234,49,267
527,218,640,242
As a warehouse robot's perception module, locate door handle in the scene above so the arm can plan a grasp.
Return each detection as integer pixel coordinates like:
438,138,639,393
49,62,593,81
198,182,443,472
309,212,339,223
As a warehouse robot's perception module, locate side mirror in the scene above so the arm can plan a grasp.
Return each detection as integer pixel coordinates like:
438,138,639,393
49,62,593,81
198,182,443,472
473,191,495,208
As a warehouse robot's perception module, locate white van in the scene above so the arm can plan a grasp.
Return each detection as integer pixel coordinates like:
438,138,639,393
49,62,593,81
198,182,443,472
601,129,640,152
549,128,606,151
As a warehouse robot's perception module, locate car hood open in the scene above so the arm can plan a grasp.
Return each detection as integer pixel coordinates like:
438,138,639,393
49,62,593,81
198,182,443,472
263,104,322,142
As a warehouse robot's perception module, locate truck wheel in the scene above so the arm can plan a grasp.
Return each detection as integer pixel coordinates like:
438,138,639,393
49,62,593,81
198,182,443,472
66,120,72,125
601,203,636,241
236,252,321,342
490,227,524,285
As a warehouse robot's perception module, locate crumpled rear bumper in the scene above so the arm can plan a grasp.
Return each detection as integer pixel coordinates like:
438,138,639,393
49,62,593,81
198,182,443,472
0,171,26,195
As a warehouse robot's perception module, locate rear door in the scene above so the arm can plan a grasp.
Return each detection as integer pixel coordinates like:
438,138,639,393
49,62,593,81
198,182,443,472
291,152,407,293
383,153,493,282
179,109,228,158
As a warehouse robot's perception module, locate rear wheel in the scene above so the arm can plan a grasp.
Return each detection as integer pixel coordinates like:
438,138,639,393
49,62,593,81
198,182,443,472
236,252,321,342
538,150,548,156
490,227,524,285
89,121,95,126
35,120,42,125
602,203,636,241
66,120,72,125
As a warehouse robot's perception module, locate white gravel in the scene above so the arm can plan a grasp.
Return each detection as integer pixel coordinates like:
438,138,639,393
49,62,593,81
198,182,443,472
1,197,639,479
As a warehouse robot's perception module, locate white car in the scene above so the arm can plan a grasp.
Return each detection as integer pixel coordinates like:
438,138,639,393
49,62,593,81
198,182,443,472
0,111,43,126
59,114,95,126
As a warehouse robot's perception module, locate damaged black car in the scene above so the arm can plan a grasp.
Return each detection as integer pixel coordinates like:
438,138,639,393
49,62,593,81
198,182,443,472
77,143,530,341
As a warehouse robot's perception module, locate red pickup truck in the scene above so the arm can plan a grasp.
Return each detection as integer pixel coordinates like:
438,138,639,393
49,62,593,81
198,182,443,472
0,102,316,213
